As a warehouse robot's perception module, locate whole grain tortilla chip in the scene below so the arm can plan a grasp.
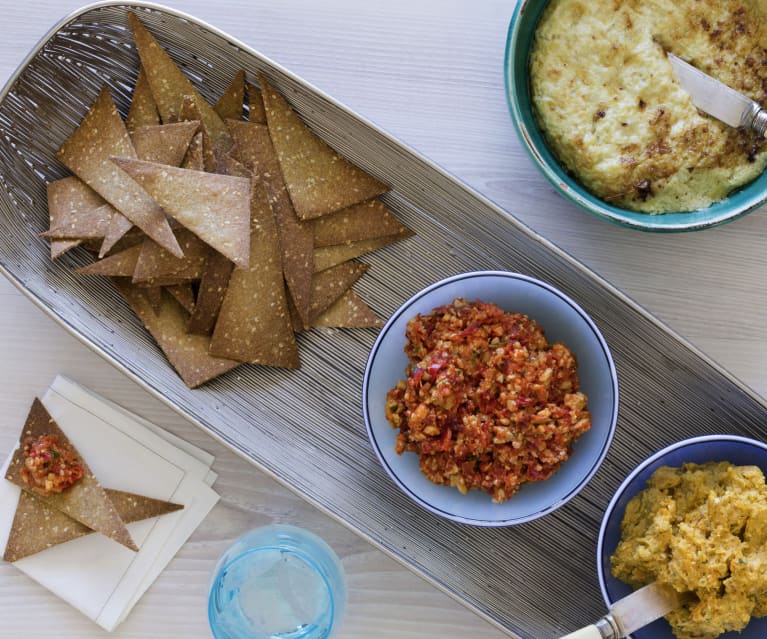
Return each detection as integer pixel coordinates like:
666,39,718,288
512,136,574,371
166,283,196,314
132,120,200,166
42,202,115,240
5,399,138,552
181,131,204,171
313,232,413,273
259,73,388,219
247,82,266,124
313,289,383,328
214,70,246,121
115,281,240,387
227,120,314,328
128,13,233,162
56,86,182,257
144,285,163,314
126,66,160,133
186,250,233,336
51,239,81,259
100,211,135,257
312,198,410,247
306,261,369,324
46,177,109,257
132,229,209,283
77,243,142,277
209,183,300,367
3,489,182,562
111,156,251,268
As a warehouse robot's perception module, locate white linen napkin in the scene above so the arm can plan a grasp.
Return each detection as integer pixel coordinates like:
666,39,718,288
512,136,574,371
0,375,220,631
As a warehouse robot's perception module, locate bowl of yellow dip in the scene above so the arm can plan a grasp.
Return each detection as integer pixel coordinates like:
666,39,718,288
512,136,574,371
505,0,767,231
598,435,767,639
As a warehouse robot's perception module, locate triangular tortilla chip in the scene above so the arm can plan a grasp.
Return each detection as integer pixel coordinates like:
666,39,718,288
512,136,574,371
307,261,369,324
132,229,209,283
42,202,115,240
99,218,143,258
247,82,266,124
111,156,251,268
144,285,163,314
46,177,105,257
77,243,142,277
165,283,196,314
259,74,388,219
128,13,233,162
313,289,383,328
126,66,160,133
313,232,413,273
227,120,314,328
3,489,182,562
132,120,200,166
56,86,182,257
181,131,204,171
312,198,411,247
115,281,240,387
186,250,234,336
214,70,245,121
209,183,300,367
5,399,138,551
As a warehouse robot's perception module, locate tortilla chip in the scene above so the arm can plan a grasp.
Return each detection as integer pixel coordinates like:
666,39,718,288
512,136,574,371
214,70,245,121
128,13,233,161
126,66,160,133
306,261,369,324
77,243,142,277
4,488,182,562
209,183,300,367
259,73,388,219
313,232,412,273
42,202,115,240
45,177,108,256
132,229,209,283
166,283,196,314
115,281,240,387
312,198,410,247
5,399,138,551
313,289,383,328
132,120,200,166
56,86,182,257
181,131,205,171
186,250,233,336
50,239,80,260
144,285,163,314
227,120,314,328
111,157,251,269
247,82,266,124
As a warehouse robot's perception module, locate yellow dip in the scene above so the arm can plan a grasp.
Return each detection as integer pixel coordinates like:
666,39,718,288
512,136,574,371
611,461,767,639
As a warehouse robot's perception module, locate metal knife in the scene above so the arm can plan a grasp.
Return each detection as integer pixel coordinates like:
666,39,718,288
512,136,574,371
558,582,684,639
667,52,766,137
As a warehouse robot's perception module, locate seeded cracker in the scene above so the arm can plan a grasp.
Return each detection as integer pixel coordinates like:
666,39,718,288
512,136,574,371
77,243,142,277
214,70,246,121
227,120,314,328
209,183,300,367
111,157,251,269
131,120,200,167
247,82,267,124
132,228,209,283
56,86,182,257
4,488,182,562
166,283,196,314
126,66,160,133
313,198,411,247
314,289,383,329
259,73,389,219
5,399,138,552
313,233,413,273
115,281,240,387
45,177,110,257
305,261,369,325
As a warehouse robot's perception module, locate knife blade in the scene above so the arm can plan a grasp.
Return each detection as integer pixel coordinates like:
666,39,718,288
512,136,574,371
667,52,766,137
559,582,684,639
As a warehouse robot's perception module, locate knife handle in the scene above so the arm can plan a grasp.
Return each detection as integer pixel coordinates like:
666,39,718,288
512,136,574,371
559,616,619,639
558,626,604,639
743,102,767,138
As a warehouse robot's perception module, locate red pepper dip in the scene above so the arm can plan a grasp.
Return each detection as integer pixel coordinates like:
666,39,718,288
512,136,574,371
385,298,591,503
20,433,84,495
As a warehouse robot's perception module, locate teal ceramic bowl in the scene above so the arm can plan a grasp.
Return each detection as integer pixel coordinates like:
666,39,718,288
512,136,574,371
504,0,767,232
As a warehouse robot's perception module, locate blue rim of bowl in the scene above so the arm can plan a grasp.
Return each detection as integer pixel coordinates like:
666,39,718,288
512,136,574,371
596,434,767,632
503,0,767,232
362,271,619,526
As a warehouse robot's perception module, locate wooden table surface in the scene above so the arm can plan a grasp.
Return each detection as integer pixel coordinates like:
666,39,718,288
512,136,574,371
1,1,766,637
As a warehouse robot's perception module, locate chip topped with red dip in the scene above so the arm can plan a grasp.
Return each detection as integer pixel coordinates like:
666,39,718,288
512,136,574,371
385,298,591,503
20,433,84,495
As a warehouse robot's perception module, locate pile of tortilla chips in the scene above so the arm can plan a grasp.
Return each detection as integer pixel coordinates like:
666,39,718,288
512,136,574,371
3,399,182,561
44,12,413,388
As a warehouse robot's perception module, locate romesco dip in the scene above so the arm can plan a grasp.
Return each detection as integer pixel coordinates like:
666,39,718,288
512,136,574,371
385,298,591,503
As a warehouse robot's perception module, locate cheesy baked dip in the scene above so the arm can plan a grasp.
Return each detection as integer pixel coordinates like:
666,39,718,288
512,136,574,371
611,462,767,639
530,0,767,213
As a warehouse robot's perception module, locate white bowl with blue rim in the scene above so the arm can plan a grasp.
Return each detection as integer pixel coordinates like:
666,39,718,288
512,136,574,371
362,271,619,526
598,434,767,639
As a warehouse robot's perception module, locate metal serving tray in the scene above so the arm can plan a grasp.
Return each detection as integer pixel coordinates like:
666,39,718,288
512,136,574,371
1,3,765,637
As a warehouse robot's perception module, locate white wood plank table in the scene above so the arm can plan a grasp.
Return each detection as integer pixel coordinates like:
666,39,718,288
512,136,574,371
1,1,765,638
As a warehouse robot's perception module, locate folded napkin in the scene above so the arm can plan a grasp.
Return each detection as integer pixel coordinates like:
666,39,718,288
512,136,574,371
0,375,220,631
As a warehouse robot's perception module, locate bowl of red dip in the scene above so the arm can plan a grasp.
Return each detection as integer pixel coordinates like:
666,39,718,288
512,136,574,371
362,271,618,525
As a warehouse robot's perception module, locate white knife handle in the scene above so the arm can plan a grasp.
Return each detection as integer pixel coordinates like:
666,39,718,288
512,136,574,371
558,625,605,639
